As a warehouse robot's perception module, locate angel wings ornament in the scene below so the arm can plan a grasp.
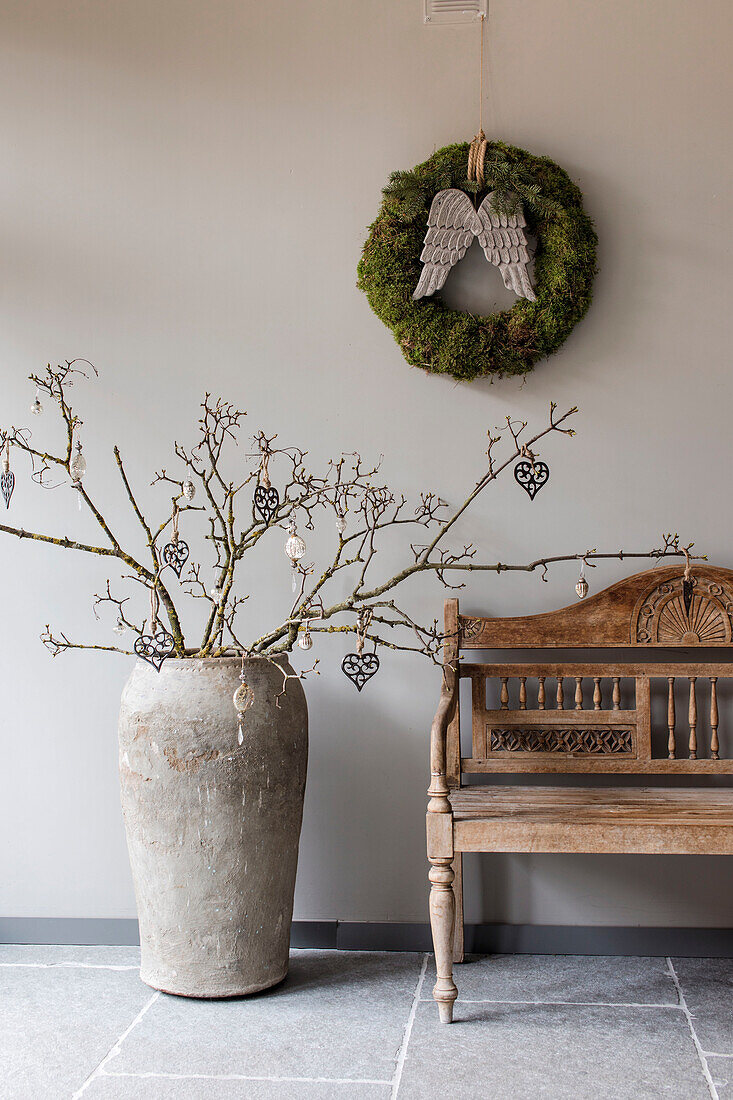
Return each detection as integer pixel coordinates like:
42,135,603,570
413,188,536,303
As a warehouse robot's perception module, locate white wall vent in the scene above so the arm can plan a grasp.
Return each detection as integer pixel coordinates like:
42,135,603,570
424,0,487,25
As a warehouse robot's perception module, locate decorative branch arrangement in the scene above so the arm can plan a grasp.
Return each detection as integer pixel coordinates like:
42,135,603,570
0,363,703,690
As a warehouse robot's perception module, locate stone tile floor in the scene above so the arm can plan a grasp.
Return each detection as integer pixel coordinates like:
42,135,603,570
1,946,731,1099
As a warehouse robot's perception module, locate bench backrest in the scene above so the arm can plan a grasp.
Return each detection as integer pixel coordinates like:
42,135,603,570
445,564,733,785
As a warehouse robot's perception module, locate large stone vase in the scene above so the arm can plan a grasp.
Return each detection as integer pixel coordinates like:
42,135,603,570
118,655,308,998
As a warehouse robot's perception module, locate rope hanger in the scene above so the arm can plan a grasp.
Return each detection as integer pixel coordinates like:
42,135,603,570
467,11,488,187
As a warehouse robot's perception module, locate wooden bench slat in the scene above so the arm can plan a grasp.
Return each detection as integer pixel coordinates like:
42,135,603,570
481,709,637,727
461,661,733,677
450,787,733,855
453,820,733,855
461,757,733,773
449,786,733,817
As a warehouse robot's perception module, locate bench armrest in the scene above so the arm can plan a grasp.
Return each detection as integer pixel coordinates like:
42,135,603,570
428,664,458,813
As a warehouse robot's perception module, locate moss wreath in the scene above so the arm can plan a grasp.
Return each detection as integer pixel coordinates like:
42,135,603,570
357,141,597,381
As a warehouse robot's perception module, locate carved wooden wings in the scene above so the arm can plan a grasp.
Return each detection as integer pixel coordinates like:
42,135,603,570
413,188,536,302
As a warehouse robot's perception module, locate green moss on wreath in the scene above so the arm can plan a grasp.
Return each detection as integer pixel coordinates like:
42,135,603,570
357,141,597,381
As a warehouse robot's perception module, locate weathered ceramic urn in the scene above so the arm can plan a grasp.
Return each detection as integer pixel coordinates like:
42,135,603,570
118,656,308,997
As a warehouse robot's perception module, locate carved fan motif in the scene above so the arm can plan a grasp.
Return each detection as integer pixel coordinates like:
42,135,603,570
657,593,729,644
633,577,733,645
460,617,484,643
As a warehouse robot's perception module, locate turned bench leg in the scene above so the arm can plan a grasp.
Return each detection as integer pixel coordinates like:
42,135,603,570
452,852,465,964
429,855,458,1023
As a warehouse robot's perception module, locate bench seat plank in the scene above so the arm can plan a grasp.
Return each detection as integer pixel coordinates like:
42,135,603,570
450,786,733,855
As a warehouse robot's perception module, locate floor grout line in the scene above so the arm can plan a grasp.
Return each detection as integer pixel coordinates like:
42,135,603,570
71,990,160,1099
0,962,139,971
104,1072,392,1084
419,996,683,1009
703,1053,733,1060
667,957,719,1100
390,951,429,1100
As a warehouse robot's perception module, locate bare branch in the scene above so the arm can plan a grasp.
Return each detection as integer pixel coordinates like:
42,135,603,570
2,373,702,675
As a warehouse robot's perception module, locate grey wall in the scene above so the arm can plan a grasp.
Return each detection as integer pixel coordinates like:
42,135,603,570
1,0,732,929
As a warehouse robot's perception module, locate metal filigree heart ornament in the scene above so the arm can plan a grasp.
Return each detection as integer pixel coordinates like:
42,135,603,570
162,539,190,578
134,627,175,672
341,652,380,692
253,484,279,525
514,460,550,500
1,469,15,509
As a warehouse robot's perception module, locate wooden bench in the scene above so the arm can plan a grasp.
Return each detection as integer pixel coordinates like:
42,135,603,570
427,563,733,1023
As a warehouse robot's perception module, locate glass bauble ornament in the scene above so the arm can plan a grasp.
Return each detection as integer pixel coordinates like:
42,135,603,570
182,479,196,501
285,520,307,592
233,673,255,746
70,440,86,485
70,440,86,509
575,562,589,600
285,520,306,563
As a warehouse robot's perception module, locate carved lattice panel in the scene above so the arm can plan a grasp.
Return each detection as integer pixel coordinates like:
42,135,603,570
489,727,634,755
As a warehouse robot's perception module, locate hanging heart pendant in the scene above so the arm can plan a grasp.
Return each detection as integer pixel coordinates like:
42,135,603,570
134,627,175,672
1,470,15,509
162,539,190,578
341,652,380,692
253,485,279,525
514,460,550,500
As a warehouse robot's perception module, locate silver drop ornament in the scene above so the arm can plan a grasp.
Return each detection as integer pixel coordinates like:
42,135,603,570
233,661,255,746
70,439,87,510
1,444,15,509
575,560,589,600
285,520,306,592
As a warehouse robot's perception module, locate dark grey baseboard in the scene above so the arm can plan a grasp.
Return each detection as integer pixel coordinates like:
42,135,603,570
2,917,733,956
0,917,143,947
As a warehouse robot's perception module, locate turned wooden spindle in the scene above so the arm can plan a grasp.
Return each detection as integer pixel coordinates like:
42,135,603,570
667,676,676,760
428,857,457,1024
537,676,546,710
612,677,621,711
710,677,720,760
688,676,697,760
593,677,602,710
519,676,527,710
556,676,564,710
575,677,583,710
500,677,509,710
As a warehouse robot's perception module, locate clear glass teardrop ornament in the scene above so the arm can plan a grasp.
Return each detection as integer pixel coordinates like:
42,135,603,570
69,441,86,483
